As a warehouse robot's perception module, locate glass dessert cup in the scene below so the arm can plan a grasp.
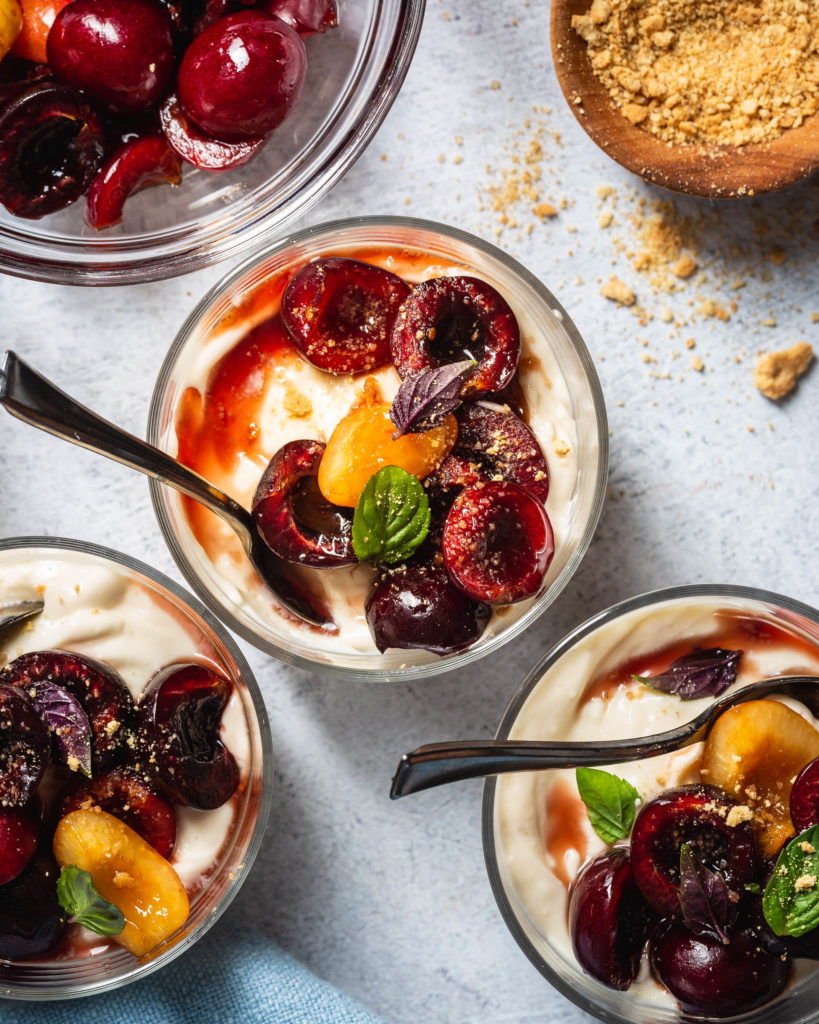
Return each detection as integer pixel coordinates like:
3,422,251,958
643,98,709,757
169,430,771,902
148,215,609,681
0,536,272,1000
0,0,424,285
483,584,819,1024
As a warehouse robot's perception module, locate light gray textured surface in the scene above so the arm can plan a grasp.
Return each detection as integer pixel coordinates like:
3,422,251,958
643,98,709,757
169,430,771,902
1,0,819,1021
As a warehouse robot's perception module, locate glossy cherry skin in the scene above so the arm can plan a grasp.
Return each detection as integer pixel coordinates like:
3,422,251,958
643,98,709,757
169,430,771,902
790,756,819,832
177,10,306,142
442,481,554,604
365,566,490,655
0,803,39,886
85,132,181,228
282,257,410,374
568,848,656,990
135,663,239,810
1,650,135,770
0,683,50,806
252,439,355,568
391,276,521,396
159,92,264,170
650,921,790,1016
61,767,177,859
47,0,175,115
258,0,337,36
0,81,104,217
433,402,550,503
629,784,757,916
0,848,67,960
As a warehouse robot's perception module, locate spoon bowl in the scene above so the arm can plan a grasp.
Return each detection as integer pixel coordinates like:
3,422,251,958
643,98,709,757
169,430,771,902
0,351,329,628
551,0,819,197
0,600,43,633
391,674,819,797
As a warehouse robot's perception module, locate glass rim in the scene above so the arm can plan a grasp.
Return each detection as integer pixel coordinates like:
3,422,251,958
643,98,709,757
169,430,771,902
0,0,425,287
481,582,819,1024
0,535,274,1000
147,214,610,682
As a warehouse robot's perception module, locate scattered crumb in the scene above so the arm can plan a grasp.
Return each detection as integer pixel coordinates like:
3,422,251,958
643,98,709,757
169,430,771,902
600,276,636,306
283,383,313,418
801,841,817,854
753,342,814,400
691,356,704,372
795,874,817,893
673,255,697,279
726,805,754,827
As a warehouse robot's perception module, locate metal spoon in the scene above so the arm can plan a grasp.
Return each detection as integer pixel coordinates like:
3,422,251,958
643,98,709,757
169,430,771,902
390,674,819,798
0,600,43,633
0,351,330,628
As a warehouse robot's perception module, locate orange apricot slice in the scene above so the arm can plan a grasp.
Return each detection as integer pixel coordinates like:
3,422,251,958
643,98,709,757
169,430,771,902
0,0,22,60
701,699,819,858
53,809,189,957
318,400,457,507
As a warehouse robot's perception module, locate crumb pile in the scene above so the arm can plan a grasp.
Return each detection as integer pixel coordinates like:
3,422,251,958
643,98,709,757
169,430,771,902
572,0,819,147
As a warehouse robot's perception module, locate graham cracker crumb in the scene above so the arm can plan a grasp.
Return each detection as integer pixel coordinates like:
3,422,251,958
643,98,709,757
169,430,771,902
726,805,754,827
753,342,814,400
283,382,313,419
601,276,636,306
795,874,817,893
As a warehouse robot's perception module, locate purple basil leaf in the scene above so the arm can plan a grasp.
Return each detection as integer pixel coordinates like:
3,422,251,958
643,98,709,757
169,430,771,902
389,360,475,437
29,680,92,778
678,844,736,944
634,647,742,701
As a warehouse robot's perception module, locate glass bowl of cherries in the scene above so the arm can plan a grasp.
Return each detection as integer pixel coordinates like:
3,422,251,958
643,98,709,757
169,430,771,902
148,215,608,681
484,584,819,1024
0,0,423,284
0,536,272,999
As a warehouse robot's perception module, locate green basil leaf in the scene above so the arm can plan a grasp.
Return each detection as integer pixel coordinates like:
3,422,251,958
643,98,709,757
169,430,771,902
763,825,819,937
352,465,430,564
575,767,640,844
56,865,125,936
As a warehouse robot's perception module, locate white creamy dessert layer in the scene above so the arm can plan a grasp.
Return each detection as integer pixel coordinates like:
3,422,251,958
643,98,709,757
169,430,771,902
494,596,819,1011
0,551,250,893
167,251,581,658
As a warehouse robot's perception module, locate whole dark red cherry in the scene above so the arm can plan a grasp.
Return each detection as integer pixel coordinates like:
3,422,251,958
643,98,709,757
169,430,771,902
568,847,656,990
0,804,39,886
61,768,177,859
159,92,265,170
365,566,490,656
0,848,67,961
258,0,338,36
629,784,756,916
177,11,306,142
135,663,239,810
1,650,136,770
252,440,355,568
442,482,554,604
650,921,790,1016
85,133,181,229
0,683,50,806
0,82,105,218
282,257,410,374
47,0,175,115
391,276,521,396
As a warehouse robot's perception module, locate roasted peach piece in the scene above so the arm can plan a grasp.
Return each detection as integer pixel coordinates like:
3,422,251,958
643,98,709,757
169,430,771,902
701,699,819,858
53,809,189,957
318,399,457,508
0,0,22,61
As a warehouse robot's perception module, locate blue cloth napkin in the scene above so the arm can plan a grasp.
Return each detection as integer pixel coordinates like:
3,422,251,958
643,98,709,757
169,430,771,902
1,927,388,1024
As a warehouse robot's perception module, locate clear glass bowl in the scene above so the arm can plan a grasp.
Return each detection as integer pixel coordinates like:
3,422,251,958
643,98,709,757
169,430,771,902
0,536,273,1000
483,584,819,1024
147,215,609,681
0,0,424,286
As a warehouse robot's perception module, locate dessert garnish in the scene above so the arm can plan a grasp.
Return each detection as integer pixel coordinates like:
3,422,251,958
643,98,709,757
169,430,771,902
351,466,430,565
0,649,240,961
56,864,125,936
567,684,819,1016
575,766,639,844
632,646,742,699
0,0,338,225
237,258,557,656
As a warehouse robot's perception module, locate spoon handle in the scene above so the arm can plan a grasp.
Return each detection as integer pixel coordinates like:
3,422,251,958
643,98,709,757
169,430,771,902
390,737,670,798
0,351,254,550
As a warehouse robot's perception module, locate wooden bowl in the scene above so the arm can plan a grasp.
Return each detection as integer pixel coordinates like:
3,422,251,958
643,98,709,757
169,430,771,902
551,0,819,198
